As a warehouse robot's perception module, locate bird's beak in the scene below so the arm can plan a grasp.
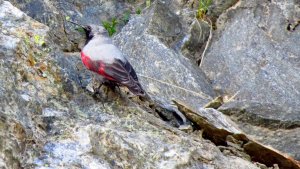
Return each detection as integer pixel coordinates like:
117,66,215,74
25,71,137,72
67,20,86,30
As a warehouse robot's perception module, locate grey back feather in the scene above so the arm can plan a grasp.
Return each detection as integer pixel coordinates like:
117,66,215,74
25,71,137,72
82,34,127,64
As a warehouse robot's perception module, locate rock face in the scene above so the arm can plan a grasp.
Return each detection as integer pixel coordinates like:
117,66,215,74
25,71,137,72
113,1,216,112
9,0,133,51
1,0,300,168
201,0,300,160
0,0,254,168
0,1,50,168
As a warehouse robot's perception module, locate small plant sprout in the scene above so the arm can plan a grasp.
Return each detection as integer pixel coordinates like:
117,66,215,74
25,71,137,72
75,27,85,33
65,16,71,21
146,0,151,8
197,0,212,19
34,35,45,46
102,18,118,37
136,8,142,14
122,10,131,24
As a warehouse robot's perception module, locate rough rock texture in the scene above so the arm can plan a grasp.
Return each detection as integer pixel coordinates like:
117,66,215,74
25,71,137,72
0,116,25,169
208,0,240,24
0,1,50,168
9,0,135,51
1,0,300,168
114,1,216,111
201,0,300,160
174,100,300,169
180,19,211,63
0,1,265,169
152,0,212,64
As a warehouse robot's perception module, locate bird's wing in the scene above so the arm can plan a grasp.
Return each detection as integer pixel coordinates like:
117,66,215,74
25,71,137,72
109,59,138,80
94,59,144,95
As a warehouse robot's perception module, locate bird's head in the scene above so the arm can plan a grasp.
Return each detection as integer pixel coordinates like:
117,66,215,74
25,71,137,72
83,24,108,39
68,21,108,42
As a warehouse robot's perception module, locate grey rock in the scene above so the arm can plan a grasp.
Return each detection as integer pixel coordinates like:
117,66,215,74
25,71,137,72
197,108,241,133
201,0,300,160
1,0,299,168
219,101,300,129
208,0,240,23
146,0,212,64
8,0,134,51
114,14,216,111
180,19,211,63
0,115,24,169
175,0,239,26
145,0,183,47
236,123,300,162
174,100,300,169
7,0,218,112
34,117,261,169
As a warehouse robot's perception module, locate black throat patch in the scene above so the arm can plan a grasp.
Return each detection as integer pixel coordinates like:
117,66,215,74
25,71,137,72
85,32,94,44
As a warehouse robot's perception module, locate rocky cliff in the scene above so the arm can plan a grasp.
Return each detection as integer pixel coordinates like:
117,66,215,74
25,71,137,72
1,0,300,168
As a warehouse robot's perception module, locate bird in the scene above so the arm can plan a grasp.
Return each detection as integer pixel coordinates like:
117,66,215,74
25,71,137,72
69,21,145,96
68,21,189,127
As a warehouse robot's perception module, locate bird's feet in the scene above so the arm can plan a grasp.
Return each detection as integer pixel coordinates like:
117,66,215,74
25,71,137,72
90,80,122,101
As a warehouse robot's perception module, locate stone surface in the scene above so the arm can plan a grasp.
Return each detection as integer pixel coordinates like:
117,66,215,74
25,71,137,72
0,115,24,169
208,0,240,24
145,1,183,47
0,1,267,169
1,0,300,168
173,101,300,169
34,117,262,169
180,19,211,63
8,0,136,51
0,1,50,167
201,0,300,160
7,0,215,111
114,12,216,111
241,124,300,163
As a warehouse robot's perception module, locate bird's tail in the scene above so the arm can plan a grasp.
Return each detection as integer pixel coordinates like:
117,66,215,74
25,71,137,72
127,81,146,96
135,87,188,127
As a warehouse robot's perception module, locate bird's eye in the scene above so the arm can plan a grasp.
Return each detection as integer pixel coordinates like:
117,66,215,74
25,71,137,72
85,26,92,31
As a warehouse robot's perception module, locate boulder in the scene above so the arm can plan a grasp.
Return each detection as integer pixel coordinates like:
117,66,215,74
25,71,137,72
114,1,216,111
1,0,299,168
9,0,134,51
201,0,300,160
